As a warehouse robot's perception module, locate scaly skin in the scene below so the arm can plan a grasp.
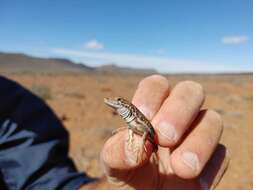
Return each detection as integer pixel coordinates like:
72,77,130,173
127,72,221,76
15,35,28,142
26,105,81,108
104,97,158,161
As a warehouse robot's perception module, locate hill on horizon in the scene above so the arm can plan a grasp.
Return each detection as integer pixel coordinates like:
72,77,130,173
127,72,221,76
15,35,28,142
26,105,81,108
0,52,94,73
0,52,157,74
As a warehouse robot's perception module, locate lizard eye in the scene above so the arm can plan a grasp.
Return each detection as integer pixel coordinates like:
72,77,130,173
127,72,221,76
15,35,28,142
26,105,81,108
116,97,122,101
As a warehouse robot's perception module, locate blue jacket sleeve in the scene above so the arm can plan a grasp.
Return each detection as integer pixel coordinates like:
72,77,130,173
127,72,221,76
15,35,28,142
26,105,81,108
0,76,95,190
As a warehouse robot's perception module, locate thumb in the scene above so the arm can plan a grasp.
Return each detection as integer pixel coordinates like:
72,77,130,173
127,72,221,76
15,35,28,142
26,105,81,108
100,129,154,176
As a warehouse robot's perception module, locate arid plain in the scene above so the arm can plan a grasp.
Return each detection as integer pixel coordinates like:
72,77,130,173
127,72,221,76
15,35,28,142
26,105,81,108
4,73,253,190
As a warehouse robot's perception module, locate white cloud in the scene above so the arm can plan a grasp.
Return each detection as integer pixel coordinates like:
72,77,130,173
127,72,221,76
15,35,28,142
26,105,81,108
84,39,104,50
50,48,231,73
222,36,249,45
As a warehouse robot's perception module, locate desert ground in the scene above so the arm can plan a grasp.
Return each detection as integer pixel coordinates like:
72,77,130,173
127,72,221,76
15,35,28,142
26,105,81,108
3,73,253,190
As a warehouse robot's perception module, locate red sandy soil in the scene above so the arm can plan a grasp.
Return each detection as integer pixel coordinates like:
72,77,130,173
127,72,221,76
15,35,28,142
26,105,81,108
4,73,253,190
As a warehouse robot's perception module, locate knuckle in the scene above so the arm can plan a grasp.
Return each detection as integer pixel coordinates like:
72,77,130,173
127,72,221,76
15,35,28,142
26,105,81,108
138,74,169,89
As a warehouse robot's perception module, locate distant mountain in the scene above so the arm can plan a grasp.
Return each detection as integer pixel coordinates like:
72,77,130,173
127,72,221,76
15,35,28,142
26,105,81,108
0,52,94,73
0,52,157,74
96,64,157,74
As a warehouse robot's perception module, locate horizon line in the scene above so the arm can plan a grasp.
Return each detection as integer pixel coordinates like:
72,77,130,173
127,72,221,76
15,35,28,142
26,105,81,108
1,50,253,74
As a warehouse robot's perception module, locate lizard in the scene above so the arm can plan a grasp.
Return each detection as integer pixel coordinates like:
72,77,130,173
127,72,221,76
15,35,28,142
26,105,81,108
104,97,158,162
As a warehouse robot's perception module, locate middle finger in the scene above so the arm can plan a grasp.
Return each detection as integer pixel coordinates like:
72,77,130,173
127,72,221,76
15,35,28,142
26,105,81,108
152,81,205,146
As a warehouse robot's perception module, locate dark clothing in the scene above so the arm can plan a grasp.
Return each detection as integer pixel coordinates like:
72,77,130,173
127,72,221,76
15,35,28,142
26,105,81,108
0,76,94,190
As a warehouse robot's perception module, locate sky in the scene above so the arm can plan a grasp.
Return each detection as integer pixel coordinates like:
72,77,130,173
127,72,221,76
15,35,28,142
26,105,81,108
0,0,253,73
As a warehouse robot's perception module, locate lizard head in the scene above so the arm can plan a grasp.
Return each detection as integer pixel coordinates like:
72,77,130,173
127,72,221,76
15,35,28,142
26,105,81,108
104,97,130,110
104,97,134,119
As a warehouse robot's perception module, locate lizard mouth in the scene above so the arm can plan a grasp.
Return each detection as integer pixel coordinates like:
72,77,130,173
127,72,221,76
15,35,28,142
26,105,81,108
104,98,121,109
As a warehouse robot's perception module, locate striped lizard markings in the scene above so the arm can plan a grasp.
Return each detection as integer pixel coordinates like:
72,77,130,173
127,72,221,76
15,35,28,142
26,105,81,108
104,97,158,163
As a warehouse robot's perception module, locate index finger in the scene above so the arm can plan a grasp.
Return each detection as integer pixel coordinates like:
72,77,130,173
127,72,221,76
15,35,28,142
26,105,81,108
132,74,171,120
101,75,170,171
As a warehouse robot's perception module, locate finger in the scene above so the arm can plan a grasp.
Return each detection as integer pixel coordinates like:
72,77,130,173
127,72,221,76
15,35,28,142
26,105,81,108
101,75,170,176
198,144,230,190
170,110,223,179
101,130,153,174
132,75,170,120
152,81,205,146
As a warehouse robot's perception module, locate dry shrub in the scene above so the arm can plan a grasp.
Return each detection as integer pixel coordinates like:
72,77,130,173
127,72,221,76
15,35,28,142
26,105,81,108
30,84,52,100
100,87,112,92
64,92,86,99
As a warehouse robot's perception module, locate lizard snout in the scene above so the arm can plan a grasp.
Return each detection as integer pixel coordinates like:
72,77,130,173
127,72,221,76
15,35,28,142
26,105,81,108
104,97,121,109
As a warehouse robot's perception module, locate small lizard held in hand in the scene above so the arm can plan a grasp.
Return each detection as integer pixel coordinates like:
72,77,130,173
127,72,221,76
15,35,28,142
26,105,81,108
104,97,158,162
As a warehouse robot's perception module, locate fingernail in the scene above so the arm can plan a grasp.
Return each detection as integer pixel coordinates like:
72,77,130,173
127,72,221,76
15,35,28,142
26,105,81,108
157,121,177,142
182,151,200,172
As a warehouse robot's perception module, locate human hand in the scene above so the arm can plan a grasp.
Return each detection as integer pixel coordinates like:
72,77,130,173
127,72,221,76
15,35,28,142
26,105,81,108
101,75,229,190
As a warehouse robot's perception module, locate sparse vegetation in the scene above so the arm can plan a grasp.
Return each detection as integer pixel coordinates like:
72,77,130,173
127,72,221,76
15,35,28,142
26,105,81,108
100,87,113,92
5,74,253,190
243,95,253,101
30,84,52,100
64,92,86,99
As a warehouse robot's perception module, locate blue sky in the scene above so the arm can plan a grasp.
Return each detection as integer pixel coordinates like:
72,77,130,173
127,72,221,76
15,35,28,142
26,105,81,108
0,0,253,73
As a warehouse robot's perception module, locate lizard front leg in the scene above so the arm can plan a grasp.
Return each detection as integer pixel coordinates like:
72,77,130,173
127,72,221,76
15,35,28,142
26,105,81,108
127,130,148,163
127,129,144,163
140,131,148,157
127,128,134,150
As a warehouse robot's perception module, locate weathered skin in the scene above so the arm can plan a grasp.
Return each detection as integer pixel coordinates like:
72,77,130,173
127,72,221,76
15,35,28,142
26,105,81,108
104,97,158,153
